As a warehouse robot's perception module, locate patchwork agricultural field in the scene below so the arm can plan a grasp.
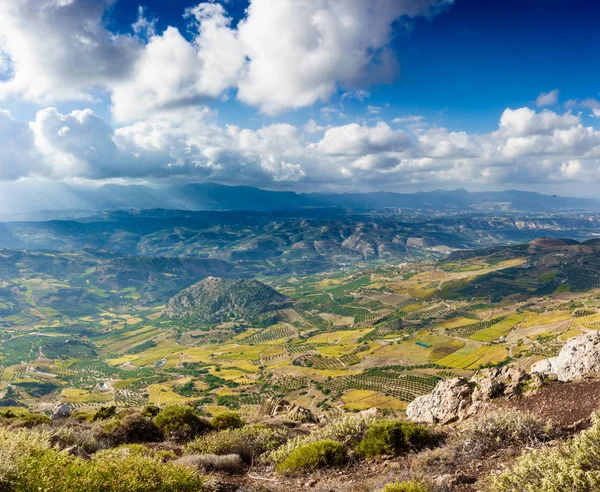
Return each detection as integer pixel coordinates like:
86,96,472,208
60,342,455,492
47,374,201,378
3,237,600,416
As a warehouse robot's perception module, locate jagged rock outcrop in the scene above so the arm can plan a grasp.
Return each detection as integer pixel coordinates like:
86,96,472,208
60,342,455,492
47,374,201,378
260,397,317,423
406,367,534,424
164,277,290,322
50,403,71,420
406,377,474,424
531,332,600,381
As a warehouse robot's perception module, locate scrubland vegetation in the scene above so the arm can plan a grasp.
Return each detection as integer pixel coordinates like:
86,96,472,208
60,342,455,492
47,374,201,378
4,234,600,489
1,401,591,491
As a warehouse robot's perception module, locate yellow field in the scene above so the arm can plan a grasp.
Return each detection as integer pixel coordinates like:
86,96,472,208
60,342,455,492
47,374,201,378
146,384,190,405
437,344,509,369
61,388,89,402
560,329,584,340
468,313,529,342
307,329,372,345
431,317,478,330
573,313,600,327
60,388,114,404
342,389,406,411
106,342,183,367
520,311,572,328
215,344,269,361
371,341,432,365
0,367,15,381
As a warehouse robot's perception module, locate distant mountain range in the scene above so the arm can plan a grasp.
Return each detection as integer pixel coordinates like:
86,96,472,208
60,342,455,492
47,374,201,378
0,181,598,217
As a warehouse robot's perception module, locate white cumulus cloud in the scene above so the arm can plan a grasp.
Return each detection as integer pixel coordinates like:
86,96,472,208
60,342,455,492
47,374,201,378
535,89,559,107
0,0,454,119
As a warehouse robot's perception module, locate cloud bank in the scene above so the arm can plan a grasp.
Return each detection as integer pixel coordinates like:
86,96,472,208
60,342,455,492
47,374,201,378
0,105,598,189
1,1,600,193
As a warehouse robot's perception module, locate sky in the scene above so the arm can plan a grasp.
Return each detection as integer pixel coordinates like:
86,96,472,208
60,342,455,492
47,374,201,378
1,0,600,196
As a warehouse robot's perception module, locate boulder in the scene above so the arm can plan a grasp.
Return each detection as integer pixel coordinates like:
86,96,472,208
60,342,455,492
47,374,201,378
48,434,66,449
471,367,530,400
62,445,91,460
406,377,473,424
472,374,503,401
500,367,530,397
50,403,71,420
407,368,535,425
262,397,317,423
531,332,600,381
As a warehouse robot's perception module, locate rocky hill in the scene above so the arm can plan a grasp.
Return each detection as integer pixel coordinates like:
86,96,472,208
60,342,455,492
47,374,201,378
164,277,290,322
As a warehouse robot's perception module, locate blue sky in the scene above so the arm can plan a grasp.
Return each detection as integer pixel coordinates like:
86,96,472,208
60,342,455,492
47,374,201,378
1,0,600,195
93,0,600,133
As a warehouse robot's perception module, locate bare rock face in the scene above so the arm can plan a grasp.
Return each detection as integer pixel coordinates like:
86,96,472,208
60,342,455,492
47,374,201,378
406,377,473,424
51,403,71,420
531,332,600,381
407,368,534,425
261,397,317,423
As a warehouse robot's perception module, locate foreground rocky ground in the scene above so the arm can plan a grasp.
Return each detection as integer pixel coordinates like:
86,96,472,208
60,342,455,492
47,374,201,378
224,332,600,491
4,332,600,492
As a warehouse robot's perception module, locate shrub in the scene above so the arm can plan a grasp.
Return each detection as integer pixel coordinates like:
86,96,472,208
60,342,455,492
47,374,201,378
51,424,100,454
211,412,244,431
381,481,430,492
185,424,289,464
70,410,95,422
264,413,376,465
141,405,160,418
92,405,117,421
456,409,554,460
0,428,208,492
100,413,163,446
174,454,244,474
0,426,49,488
490,412,600,492
356,420,431,458
7,413,52,429
154,406,212,442
276,439,348,475
96,444,176,462
19,445,207,492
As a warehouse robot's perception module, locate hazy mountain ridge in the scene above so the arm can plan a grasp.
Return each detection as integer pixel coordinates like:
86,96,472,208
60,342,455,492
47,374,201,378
2,211,600,275
1,182,599,216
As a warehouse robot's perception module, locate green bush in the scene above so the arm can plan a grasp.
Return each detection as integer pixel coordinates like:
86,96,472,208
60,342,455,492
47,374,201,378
100,413,163,446
174,454,244,474
185,424,289,464
211,412,244,431
264,413,376,465
92,405,117,421
456,409,554,460
70,410,95,422
0,428,208,492
276,439,347,475
491,412,600,492
153,406,212,442
356,420,430,458
7,413,52,429
18,447,206,492
0,410,16,419
141,405,161,418
381,481,430,492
